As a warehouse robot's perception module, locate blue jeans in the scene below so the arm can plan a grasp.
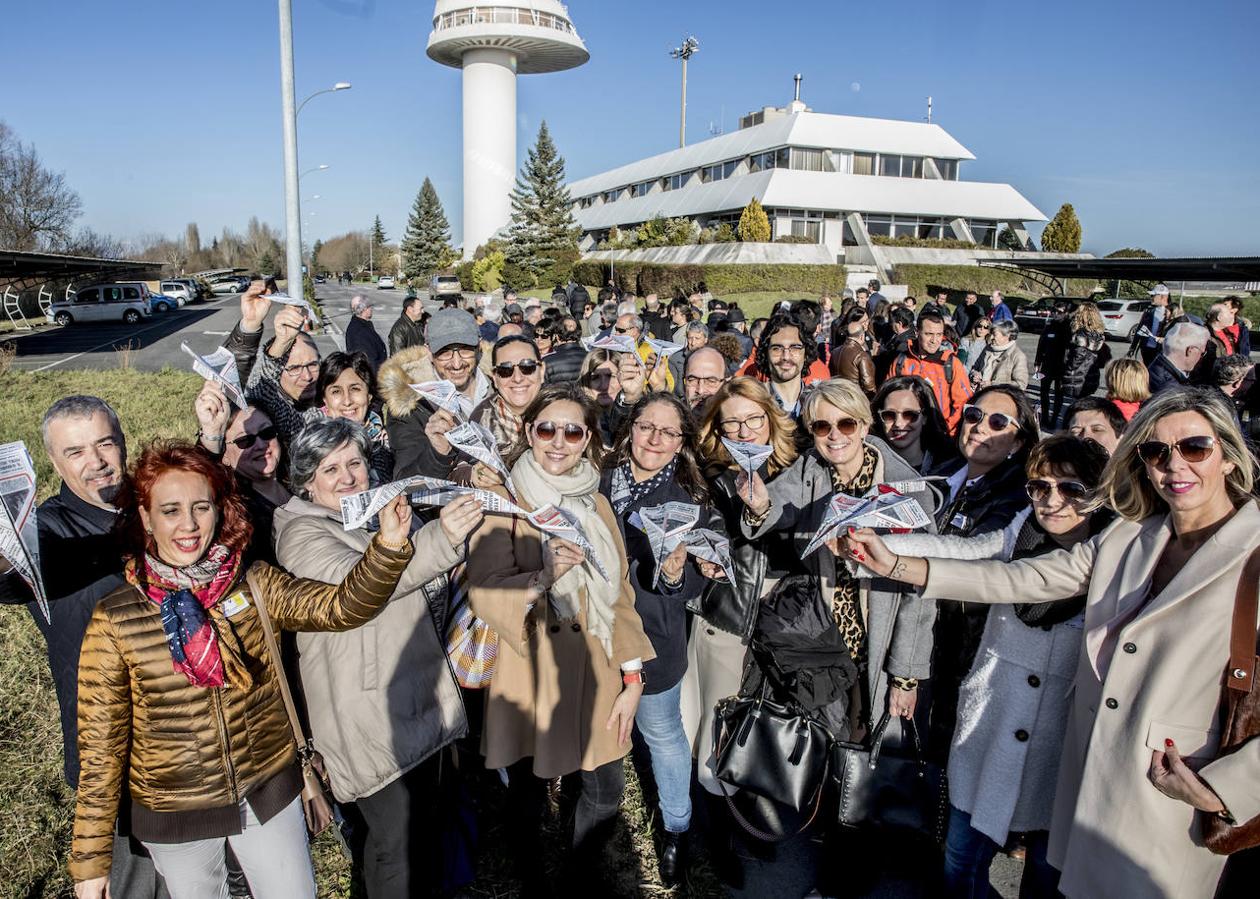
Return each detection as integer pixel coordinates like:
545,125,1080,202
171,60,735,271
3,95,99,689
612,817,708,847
943,806,1062,899
634,680,693,832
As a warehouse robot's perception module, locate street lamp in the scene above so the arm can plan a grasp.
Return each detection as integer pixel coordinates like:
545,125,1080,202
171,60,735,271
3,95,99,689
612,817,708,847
299,164,330,181
297,81,352,116
669,36,699,148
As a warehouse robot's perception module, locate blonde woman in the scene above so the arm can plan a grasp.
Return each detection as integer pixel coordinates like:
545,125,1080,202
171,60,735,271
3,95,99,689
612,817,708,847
1105,357,1150,420
1060,302,1112,417
844,387,1260,899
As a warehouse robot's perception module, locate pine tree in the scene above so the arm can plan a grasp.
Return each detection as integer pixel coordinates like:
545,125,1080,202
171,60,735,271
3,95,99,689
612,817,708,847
400,178,454,281
371,215,387,247
1040,203,1082,253
997,225,1025,251
310,238,323,274
504,121,580,289
737,198,771,242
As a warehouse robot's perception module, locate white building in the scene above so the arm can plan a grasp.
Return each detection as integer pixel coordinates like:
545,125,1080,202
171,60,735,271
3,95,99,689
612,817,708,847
567,90,1048,268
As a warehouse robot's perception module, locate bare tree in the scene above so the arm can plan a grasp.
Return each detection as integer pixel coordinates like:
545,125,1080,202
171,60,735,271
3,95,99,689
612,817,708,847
185,222,201,255
60,227,127,259
0,120,83,250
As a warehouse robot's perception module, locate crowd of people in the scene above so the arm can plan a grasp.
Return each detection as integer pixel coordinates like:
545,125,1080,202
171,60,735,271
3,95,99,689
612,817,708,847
2,277,1258,899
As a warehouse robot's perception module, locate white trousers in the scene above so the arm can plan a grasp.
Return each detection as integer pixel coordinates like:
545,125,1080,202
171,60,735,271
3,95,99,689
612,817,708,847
142,797,316,899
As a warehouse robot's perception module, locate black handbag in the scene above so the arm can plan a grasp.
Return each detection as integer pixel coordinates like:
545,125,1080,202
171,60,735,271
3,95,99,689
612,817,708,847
711,686,831,841
833,712,948,841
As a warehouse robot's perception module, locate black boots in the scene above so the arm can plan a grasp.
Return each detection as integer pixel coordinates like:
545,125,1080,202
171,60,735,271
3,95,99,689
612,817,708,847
659,829,688,887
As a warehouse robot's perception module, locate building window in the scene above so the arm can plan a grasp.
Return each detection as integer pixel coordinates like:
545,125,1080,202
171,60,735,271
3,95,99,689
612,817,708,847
791,220,822,242
879,154,901,177
969,219,997,247
916,217,945,239
631,181,651,198
865,214,892,237
700,159,737,182
661,172,688,192
748,147,790,173
852,152,875,176
891,215,919,239
902,156,923,178
929,158,958,180
603,189,622,204
579,196,594,209
790,148,831,172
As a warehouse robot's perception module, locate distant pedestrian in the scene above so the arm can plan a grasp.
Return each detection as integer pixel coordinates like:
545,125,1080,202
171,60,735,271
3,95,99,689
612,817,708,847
953,291,983,338
1129,283,1171,365
866,279,886,314
1033,300,1073,428
388,294,426,356
987,290,1013,324
346,295,387,373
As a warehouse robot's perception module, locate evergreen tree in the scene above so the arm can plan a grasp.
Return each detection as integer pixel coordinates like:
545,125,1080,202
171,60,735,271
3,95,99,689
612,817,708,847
504,121,580,289
371,215,388,247
997,225,1025,251
1040,203,1082,253
401,178,455,281
737,198,771,242
310,238,323,274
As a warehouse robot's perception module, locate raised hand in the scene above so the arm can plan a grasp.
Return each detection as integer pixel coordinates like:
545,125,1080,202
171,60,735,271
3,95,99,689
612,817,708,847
239,280,272,333
617,353,647,404
194,380,231,447
377,494,414,546
541,537,584,588
733,470,770,516
424,409,458,457
438,494,484,548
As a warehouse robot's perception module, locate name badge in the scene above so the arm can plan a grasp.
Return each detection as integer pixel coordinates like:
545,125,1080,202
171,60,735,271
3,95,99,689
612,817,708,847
950,513,972,531
221,591,251,618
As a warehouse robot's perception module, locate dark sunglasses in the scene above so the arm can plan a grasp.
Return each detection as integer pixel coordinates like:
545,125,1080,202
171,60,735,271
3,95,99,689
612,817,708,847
809,417,861,438
230,425,277,449
1136,435,1216,466
1025,479,1089,503
533,420,589,445
962,405,1016,431
879,408,922,427
493,359,541,378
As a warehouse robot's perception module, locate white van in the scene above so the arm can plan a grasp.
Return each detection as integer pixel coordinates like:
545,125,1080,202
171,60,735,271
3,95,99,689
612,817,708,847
47,282,154,326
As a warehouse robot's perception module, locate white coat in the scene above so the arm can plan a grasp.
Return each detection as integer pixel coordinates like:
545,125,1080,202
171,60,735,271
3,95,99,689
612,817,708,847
924,501,1260,898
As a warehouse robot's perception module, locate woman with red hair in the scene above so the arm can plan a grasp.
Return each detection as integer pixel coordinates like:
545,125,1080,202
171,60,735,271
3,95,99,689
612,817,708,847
69,440,417,899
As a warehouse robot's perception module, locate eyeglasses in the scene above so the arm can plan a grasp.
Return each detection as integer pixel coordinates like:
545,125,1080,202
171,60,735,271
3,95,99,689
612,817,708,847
879,409,922,427
809,417,862,438
533,420,589,445
434,346,477,362
283,360,319,377
633,421,683,442
614,325,635,334
962,405,1016,431
230,425,278,449
718,413,768,436
684,375,725,389
769,343,805,357
1025,479,1089,503
975,324,992,331
493,359,541,379
1136,435,1216,466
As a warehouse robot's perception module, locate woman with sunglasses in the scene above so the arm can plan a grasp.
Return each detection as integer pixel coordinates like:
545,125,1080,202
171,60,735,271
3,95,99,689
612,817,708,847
844,387,1260,899
829,306,877,398
957,318,992,368
598,392,714,886
471,334,546,454
925,386,1039,757
869,375,960,475
465,383,654,891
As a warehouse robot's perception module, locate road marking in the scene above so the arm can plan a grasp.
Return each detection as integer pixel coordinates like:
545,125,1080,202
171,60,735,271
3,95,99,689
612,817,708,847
203,330,231,336
28,318,181,372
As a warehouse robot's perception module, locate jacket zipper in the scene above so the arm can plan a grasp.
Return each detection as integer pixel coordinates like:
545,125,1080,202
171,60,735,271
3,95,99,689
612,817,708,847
210,687,239,803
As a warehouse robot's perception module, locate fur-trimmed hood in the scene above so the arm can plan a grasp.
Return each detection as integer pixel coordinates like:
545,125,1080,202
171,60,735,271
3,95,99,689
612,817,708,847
377,345,437,417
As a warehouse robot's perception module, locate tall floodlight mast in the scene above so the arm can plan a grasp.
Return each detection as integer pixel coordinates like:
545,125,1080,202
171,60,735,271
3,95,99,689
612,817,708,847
670,36,700,148
427,2,589,260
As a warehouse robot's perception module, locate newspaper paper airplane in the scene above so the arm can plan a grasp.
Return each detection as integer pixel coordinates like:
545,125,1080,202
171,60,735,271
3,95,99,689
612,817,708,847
0,442,48,622
340,476,525,530
527,504,610,582
680,528,736,585
581,334,639,355
181,343,247,410
265,292,320,327
409,380,470,420
640,502,700,588
445,421,517,497
643,336,684,361
721,438,774,502
800,488,932,557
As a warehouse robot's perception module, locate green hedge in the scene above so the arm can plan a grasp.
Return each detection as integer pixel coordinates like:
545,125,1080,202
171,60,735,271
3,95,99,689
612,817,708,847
890,264,1099,302
573,260,846,298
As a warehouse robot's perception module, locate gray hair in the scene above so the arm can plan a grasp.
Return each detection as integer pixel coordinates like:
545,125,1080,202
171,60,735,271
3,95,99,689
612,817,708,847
685,320,708,337
991,319,1020,340
1163,322,1209,358
288,417,371,497
615,300,637,317
619,312,643,332
482,302,502,323
42,396,122,451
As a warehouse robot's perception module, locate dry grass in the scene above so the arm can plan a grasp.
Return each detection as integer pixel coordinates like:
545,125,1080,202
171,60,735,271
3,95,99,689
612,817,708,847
0,341,16,376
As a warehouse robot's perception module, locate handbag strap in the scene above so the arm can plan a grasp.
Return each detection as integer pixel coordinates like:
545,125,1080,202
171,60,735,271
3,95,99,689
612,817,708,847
246,570,312,753
1226,545,1260,695
716,764,827,844
867,711,929,770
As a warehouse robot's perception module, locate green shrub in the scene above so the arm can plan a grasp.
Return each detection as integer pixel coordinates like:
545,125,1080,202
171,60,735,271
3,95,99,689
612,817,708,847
872,234,979,250
572,260,846,298
773,235,816,244
891,263,1099,301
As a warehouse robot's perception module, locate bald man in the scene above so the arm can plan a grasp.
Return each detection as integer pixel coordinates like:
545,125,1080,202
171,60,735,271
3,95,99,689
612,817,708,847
683,346,730,414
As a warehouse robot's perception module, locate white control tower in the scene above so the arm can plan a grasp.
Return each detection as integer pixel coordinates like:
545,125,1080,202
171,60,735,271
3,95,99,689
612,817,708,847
427,2,589,259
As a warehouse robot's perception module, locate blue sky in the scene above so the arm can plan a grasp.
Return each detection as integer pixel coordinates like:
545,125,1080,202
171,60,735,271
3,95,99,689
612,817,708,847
3,0,1257,257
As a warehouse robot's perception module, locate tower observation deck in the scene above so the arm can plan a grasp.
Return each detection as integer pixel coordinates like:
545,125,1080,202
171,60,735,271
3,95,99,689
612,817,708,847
427,2,589,259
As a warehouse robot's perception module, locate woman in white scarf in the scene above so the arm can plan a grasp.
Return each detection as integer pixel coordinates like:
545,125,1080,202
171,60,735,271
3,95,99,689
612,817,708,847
465,383,656,891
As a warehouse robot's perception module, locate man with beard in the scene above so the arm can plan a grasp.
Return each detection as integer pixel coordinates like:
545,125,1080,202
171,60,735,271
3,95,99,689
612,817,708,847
736,313,830,419
379,308,492,479
887,311,973,431
1,398,170,898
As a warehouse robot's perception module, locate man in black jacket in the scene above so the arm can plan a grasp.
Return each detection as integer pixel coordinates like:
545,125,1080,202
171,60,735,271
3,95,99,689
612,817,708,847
1033,300,1072,428
1,397,169,898
951,291,982,339
542,315,586,384
346,295,387,372
388,294,426,356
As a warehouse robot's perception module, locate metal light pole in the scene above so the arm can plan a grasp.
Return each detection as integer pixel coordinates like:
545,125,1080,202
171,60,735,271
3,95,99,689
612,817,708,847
300,164,330,182
670,36,699,148
298,82,351,116
278,0,302,287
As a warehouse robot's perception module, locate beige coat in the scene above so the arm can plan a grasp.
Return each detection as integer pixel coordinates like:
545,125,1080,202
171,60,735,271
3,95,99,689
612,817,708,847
466,487,655,777
925,501,1260,899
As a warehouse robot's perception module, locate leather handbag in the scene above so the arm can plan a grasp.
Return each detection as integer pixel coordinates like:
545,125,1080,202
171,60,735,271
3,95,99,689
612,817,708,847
1203,546,1260,855
834,712,948,842
711,686,831,841
247,571,335,837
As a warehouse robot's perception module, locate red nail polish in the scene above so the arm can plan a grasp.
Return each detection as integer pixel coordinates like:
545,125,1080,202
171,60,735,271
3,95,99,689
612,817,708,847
1165,738,1174,748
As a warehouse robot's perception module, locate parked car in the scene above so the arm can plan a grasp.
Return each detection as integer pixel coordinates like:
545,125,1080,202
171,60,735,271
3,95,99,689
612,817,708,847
149,292,178,313
1096,298,1152,341
314,275,326,284
209,278,245,296
160,280,198,305
48,283,153,326
429,274,462,297
377,275,395,289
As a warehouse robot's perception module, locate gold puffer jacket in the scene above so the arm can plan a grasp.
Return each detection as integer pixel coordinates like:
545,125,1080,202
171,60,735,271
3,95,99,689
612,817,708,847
69,535,414,882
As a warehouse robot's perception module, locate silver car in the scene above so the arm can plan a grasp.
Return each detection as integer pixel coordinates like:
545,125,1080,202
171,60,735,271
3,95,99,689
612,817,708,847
1096,298,1151,340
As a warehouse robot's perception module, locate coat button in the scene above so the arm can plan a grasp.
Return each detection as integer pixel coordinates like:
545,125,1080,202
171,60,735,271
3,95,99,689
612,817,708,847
571,622,581,633
1014,729,1029,742
549,624,560,634
1027,674,1041,688
1105,698,1119,709
706,627,716,636
1123,642,1137,654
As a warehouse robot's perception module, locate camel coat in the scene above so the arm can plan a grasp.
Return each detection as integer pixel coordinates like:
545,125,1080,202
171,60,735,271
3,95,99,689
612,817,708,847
466,487,655,778
924,501,1260,899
